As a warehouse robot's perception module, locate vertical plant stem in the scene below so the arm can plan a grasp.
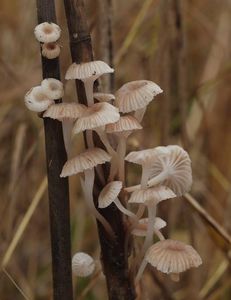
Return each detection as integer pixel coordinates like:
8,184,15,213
36,1,73,300
63,1,136,299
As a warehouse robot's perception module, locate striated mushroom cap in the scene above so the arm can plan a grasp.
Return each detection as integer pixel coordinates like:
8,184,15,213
43,102,86,121
24,86,54,112
60,147,111,177
65,61,114,81
98,181,122,208
132,217,166,237
34,22,61,43
72,252,95,277
149,145,192,196
115,80,163,113
94,93,115,102
146,239,202,274
41,78,64,100
128,185,176,205
42,42,61,59
106,115,142,135
72,102,120,135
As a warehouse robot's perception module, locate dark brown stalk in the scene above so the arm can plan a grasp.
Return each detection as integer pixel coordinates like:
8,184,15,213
36,1,73,300
63,0,135,299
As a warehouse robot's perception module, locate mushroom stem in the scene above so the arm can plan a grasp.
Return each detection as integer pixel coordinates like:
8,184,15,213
117,136,127,182
134,107,146,123
83,80,94,106
142,203,157,253
136,204,145,219
140,166,150,189
62,120,73,158
95,129,116,156
114,198,137,220
82,169,114,237
154,229,165,241
135,258,148,283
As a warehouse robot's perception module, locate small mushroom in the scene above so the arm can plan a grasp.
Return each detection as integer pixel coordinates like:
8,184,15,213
72,252,95,277
94,92,115,102
41,78,64,100
65,61,114,106
43,102,86,121
34,22,61,43
24,86,54,112
131,217,166,240
136,239,202,282
42,42,61,59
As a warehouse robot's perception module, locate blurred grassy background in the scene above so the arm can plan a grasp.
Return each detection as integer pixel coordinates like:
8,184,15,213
1,0,231,299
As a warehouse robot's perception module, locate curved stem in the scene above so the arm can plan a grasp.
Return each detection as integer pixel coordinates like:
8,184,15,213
134,107,146,123
62,120,73,158
136,204,145,219
114,198,137,220
82,169,114,237
142,203,156,254
84,80,94,106
117,136,127,182
135,258,148,283
154,229,165,241
95,129,116,156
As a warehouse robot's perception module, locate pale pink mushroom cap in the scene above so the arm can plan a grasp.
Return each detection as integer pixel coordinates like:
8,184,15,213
106,115,142,134
65,61,114,81
42,42,61,59
41,78,64,100
34,22,61,43
72,102,120,135
146,239,202,274
72,252,95,277
60,147,111,177
43,102,86,121
132,217,166,237
24,86,54,112
98,181,123,208
128,185,176,205
115,80,163,113
94,93,115,102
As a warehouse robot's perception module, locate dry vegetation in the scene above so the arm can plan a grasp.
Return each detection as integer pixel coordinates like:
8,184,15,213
1,0,231,299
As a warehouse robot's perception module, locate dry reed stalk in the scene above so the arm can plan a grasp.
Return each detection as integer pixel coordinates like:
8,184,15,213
35,1,73,299
63,0,136,299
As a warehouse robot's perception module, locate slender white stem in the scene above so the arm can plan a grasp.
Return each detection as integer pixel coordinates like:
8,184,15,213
62,120,73,158
154,229,165,241
95,129,116,156
117,136,127,182
134,107,146,123
82,169,114,237
84,80,94,106
114,198,137,220
135,258,148,283
140,166,150,189
142,203,156,253
136,204,145,219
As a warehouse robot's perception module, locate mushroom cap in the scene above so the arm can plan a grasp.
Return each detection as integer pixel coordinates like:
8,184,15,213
72,102,120,135
24,86,54,112
43,102,86,121
60,147,111,177
42,42,61,59
72,252,95,277
125,148,161,167
41,78,64,100
106,115,142,134
94,92,115,102
98,181,123,208
65,61,114,81
132,217,166,237
146,239,202,274
128,185,176,205
115,80,163,113
149,145,192,196
34,22,61,43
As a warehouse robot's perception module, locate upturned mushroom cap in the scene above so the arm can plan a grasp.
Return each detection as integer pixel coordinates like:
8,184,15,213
125,148,160,167
60,147,111,177
149,145,192,196
24,86,54,112
42,42,61,59
43,102,86,121
132,217,166,237
72,102,120,135
65,61,114,81
94,93,115,102
128,185,176,205
115,80,163,113
106,115,142,134
34,22,61,43
146,239,202,274
98,181,123,208
41,78,64,100
72,252,95,277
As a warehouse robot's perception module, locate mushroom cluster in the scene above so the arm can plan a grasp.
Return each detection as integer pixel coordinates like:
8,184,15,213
25,26,202,282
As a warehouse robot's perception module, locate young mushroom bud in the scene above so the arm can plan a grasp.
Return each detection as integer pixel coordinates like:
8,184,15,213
34,22,61,43
41,78,64,100
42,42,61,59
24,86,54,112
72,252,95,277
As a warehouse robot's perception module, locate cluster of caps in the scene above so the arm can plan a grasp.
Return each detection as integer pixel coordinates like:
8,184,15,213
34,22,61,59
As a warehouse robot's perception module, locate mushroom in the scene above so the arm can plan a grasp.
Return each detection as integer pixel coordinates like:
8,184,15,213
41,78,64,100
131,217,166,240
94,92,115,102
106,115,142,181
24,86,54,112
65,61,114,106
43,102,86,121
72,252,95,277
60,147,114,236
34,22,61,43
136,239,202,282
42,42,61,59
115,80,163,122
125,145,192,196
98,181,136,219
